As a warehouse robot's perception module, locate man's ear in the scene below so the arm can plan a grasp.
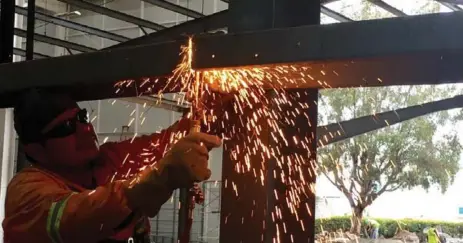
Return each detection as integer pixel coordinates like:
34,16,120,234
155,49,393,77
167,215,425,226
23,143,48,164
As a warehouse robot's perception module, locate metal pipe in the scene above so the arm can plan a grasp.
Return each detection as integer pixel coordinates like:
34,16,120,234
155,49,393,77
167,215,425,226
177,120,201,243
179,73,204,242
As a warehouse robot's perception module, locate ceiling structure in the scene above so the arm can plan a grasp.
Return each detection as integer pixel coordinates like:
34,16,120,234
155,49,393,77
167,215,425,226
6,0,462,59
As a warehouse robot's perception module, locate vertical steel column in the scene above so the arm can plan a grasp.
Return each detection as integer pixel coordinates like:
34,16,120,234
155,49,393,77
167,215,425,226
15,0,36,173
26,0,36,60
0,1,15,241
220,0,320,242
0,0,15,63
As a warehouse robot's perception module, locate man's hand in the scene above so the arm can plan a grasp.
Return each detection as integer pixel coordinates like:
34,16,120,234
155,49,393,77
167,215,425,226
124,132,221,217
156,132,222,189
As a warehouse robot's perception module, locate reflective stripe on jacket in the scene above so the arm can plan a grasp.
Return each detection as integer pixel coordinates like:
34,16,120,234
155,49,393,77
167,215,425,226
428,228,439,243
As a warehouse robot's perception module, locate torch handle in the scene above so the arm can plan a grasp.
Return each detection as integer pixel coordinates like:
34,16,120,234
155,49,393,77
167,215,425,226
189,120,201,133
179,119,203,243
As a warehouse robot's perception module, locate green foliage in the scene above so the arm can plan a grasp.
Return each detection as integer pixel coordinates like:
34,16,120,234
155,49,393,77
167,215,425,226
318,86,462,214
317,0,460,235
315,217,463,238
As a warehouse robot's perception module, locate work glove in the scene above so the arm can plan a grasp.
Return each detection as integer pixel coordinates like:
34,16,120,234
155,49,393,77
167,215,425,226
124,132,222,217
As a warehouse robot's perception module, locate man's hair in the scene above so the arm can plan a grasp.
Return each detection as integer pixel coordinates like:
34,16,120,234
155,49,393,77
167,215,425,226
14,89,77,144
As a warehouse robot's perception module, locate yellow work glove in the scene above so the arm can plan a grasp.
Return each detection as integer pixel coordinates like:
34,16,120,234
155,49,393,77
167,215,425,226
124,132,222,217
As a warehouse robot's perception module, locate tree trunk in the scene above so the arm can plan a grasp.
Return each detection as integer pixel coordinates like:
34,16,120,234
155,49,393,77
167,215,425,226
350,207,364,235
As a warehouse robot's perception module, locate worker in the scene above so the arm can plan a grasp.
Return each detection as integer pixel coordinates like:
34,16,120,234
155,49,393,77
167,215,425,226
364,218,380,239
427,225,441,243
2,89,223,243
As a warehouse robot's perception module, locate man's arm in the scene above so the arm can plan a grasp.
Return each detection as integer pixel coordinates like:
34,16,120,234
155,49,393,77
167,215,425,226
99,118,191,180
3,170,172,243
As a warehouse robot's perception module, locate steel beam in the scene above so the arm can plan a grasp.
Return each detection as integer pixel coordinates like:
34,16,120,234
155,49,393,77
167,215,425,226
142,0,204,19
192,11,463,88
0,0,14,63
438,1,462,11
317,95,463,147
109,10,227,49
25,0,36,61
14,6,129,42
224,0,342,4
368,0,407,17
438,0,463,4
321,6,352,22
0,39,182,107
12,48,51,59
1,12,463,105
58,0,165,31
14,28,97,52
193,11,463,69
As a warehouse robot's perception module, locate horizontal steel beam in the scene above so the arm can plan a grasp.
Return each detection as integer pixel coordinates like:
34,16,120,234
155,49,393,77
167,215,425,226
109,10,228,49
317,94,463,146
438,1,462,11
321,6,352,22
0,39,183,107
1,12,463,107
192,12,463,88
14,28,97,52
13,48,51,59
368,0,407,17
438,0,463,4
15,6,129,42
58,0,165,31
142,0,204,19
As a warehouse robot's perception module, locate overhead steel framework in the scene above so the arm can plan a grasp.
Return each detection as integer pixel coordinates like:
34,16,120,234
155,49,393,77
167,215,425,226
142,0,204,19
14,6,130,42
14,28,96,53
57,0,165,31
2,0,459,60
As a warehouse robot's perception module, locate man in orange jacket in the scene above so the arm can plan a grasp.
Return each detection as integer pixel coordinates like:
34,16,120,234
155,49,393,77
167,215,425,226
2,89,223,243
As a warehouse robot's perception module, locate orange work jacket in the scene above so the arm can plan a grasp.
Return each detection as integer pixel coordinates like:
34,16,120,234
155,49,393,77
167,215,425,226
3,119,190,243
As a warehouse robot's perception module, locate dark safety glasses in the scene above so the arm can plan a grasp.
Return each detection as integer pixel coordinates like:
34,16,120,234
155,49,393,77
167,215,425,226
42,108,90,139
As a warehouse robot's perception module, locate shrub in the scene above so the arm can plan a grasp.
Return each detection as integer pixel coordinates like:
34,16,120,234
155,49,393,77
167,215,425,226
315,216,463,238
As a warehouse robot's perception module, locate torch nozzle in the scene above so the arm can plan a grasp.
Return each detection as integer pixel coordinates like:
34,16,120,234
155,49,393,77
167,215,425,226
189,119,201,133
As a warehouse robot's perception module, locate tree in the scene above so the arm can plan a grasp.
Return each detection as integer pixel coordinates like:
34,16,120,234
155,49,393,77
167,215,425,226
316,0,454,235
317,85,461,234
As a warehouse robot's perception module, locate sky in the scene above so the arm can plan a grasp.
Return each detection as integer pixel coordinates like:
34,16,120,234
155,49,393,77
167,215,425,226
315,0,463,221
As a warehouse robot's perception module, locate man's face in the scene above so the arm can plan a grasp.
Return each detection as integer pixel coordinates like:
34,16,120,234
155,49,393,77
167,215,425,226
41,108,100,167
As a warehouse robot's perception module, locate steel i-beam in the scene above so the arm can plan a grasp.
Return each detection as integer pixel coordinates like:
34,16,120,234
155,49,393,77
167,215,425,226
12,48,50,59
0,0,14,63
317,95,463,147
14,28,97,53
14,6,130,42
109,10,228,49
58,0,165,31
1,12,463,106
142,0,204,19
